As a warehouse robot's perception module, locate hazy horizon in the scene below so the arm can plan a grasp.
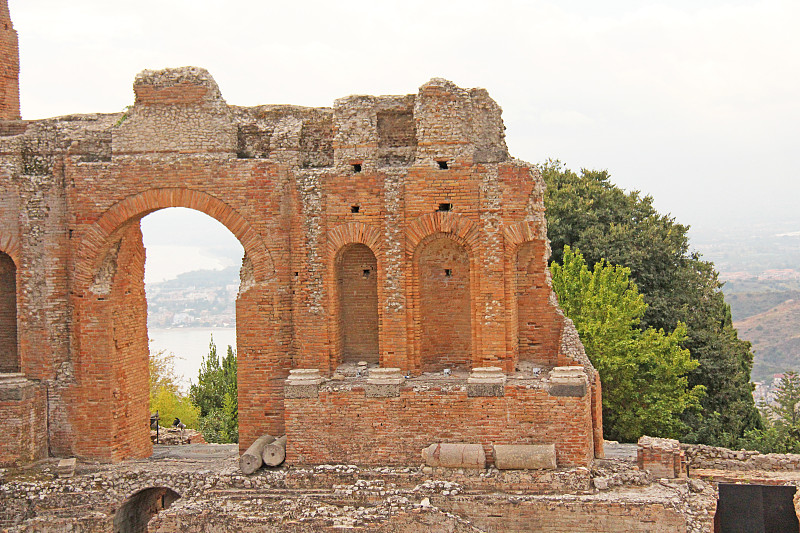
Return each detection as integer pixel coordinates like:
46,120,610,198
10,0,800,238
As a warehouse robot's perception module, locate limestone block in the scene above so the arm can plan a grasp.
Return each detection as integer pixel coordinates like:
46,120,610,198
422,443,486,469
285,369,322,399
0,373,31,401
365,368,404,398
548,366,587,397
467,366,506,397
56,458,76,478
493,444,557,470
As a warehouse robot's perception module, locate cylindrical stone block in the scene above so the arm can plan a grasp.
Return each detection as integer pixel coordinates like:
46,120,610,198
422,443,486,469
492,444,556,470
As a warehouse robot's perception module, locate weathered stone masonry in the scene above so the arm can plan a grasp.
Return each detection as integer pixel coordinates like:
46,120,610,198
0,1,601,467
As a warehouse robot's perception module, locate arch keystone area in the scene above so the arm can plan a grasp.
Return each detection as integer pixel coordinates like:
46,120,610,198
74,188,274,291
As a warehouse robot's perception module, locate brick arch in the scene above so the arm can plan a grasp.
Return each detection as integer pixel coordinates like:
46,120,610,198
326,222,384,371
73,187,275,292
0,233,20,267
502,220,544,254
327,222,383,255
405,211,481,255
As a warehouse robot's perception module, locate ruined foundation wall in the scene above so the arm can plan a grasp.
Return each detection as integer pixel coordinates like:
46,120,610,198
286,379,595,467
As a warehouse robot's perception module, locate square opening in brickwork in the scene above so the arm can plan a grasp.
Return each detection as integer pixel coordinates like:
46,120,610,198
377,110,416,148
363,269,371,278
351,205,360,213
444,269,452,277
438,203,453,212
437,160,449,170
352,163,362,173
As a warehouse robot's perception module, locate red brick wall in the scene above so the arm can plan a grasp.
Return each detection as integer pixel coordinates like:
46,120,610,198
516,240,562,367
285,382,595,467
109,223,151,461
0,251,17,372
0,380,47,466
0,0,19,120
418,236,472,372
337,244,379,363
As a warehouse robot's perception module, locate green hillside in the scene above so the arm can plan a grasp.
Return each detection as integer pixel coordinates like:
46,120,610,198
734,298,800,382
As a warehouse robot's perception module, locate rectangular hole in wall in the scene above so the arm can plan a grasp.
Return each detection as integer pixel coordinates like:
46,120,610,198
437,160,449,170
363,269,371,278
438,203,452,212
351,205,360,213
352,163,362,173
444,269,452,277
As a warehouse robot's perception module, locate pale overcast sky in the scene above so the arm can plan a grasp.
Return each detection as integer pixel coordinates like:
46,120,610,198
9,0,800,279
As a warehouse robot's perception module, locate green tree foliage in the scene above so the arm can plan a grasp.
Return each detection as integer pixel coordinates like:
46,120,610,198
739,372,800,453
190,336,238,443
551,247,704,441
540,160,761,445
770,371,800,428
149,348,199,429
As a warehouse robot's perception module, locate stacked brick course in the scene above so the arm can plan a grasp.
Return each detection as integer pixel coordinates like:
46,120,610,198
0,1,601,466
0,0,19,121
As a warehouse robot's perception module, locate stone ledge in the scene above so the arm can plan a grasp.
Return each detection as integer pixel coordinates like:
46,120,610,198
467,367,506,397
285,369,322,399
548,366,587,397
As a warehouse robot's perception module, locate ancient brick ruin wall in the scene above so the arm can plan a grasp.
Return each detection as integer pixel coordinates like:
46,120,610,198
0,451,719,533
0,55,601,464
0,0,19,121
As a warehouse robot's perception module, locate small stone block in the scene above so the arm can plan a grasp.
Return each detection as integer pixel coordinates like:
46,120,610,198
548,366,588,397
364,383,400,398
467,382,505,397
56,457,76,478
285,369,322,398
285,384,318,399
367,368,404,385
493,444,556,470
549,383,587,397
467,366,506,396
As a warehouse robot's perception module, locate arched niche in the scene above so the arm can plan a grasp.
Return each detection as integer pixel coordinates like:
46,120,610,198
0,251,18,373
335,243,379,364
416,235,472,372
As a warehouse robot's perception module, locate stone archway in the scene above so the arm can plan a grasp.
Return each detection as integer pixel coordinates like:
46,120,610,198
69,188,282,462
113,487,181,533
